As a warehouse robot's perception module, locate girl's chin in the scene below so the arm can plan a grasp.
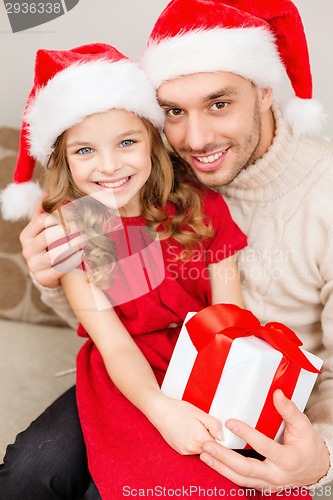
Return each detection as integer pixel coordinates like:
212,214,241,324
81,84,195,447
90,191,122,209
86,186,141,215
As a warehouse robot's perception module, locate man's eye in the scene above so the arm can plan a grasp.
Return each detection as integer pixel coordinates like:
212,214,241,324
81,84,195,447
211,102,228,111
120,139,134,148
166,108,183,117
77,147,93,155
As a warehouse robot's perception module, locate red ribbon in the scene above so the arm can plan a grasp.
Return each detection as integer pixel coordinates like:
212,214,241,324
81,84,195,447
181,304,321,447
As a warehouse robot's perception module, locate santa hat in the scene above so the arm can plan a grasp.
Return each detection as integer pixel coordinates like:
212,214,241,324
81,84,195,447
1,43,164,221
141,0,325,138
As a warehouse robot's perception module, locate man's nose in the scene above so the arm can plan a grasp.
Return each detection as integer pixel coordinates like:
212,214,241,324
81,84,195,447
185,114,215,152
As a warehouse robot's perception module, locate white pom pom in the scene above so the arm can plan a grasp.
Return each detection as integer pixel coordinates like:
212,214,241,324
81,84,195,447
0,181,43,221
283,97,327,138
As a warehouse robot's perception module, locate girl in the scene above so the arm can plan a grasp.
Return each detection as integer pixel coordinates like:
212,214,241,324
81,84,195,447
2,43,281,499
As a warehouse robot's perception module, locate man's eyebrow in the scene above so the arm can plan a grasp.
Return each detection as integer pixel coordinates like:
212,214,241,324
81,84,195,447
205,87,239,101
157,98,179,107
157,87,239,108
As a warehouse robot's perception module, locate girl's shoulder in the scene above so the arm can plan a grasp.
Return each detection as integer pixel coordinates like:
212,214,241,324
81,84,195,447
200,187,230,215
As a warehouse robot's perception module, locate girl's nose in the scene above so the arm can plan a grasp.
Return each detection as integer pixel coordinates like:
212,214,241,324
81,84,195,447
99,153,121,175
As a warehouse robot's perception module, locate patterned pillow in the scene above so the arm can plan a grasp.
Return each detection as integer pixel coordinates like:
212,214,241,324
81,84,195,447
0,127,67,326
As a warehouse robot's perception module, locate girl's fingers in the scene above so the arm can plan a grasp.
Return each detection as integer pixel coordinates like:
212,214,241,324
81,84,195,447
199,412,223,441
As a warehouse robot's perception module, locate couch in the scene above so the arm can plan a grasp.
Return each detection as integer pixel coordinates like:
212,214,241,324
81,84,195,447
0,127,84,461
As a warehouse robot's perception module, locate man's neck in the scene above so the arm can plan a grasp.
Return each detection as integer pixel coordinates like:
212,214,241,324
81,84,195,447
256,107,276,161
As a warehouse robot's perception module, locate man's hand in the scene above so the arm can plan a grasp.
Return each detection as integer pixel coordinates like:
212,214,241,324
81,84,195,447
20,196,84,288
200,390,329,491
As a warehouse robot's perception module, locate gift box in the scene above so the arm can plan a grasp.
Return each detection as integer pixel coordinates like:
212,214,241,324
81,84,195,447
161,304,323,449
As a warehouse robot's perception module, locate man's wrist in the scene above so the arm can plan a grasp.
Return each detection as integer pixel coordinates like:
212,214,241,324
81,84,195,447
29,271,62,293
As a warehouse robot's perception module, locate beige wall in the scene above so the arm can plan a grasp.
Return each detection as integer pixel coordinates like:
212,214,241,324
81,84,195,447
0,0,332,136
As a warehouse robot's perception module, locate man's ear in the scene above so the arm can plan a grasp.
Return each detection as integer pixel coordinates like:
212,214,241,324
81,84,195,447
259,87,273,111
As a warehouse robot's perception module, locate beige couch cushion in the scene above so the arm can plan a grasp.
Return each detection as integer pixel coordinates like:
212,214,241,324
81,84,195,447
0,318,84,461
0,127,67,326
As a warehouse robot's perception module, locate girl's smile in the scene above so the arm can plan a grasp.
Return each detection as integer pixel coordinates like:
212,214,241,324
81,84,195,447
66,109,152,216
96,176,132,189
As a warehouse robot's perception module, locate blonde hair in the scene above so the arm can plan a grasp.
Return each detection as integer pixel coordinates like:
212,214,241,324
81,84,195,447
42,116,213,287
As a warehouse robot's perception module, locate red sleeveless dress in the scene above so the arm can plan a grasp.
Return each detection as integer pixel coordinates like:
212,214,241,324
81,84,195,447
75,190,310,500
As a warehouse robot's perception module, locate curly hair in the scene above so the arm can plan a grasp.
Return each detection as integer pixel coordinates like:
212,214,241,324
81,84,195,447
42,116,213,288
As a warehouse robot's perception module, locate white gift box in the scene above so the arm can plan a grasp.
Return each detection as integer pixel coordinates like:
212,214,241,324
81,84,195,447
161,312,323,449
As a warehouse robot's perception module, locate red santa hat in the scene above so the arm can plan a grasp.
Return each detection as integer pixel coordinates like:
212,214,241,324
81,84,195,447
1,43,165,221
141,0,325,138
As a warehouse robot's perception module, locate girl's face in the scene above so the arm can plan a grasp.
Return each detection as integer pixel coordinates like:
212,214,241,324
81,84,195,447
66,109,152,216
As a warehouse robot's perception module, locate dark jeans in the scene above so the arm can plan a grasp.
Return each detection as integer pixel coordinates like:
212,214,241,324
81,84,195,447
0,386,100,500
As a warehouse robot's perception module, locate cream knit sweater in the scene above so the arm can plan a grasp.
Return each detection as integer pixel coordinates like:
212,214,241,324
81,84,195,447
37,105,333,486
219,105,333,485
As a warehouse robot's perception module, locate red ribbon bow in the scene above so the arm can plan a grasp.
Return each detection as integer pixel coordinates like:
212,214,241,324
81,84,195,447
181,304,320,447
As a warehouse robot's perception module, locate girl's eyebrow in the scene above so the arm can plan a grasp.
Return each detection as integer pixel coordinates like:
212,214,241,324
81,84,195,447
115,129,144,139
66,130,144,148
66,141,93,149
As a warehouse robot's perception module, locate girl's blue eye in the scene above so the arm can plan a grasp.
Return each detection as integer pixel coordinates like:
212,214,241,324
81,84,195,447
120,139,134,148
77,147,93,155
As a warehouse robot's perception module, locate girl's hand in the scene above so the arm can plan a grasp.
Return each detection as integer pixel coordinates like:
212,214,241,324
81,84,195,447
149,395,223,455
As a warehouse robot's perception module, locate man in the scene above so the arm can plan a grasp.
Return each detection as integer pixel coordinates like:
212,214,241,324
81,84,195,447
139,0,333,492
1,0,332,498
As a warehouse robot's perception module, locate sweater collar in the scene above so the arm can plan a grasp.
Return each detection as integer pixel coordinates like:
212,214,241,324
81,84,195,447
219,104,307,202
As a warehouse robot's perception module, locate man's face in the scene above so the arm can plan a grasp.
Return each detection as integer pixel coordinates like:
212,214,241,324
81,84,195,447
157,71,273,187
